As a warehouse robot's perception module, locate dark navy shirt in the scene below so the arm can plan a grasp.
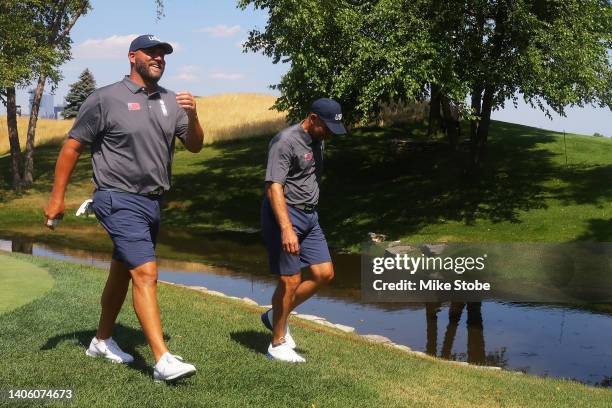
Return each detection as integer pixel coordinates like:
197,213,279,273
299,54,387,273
265,123,324,206
68,76,189,194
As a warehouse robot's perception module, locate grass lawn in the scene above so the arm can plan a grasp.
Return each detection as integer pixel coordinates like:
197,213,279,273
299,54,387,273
0,120,610,253
0,254,54,314
0,252,610,407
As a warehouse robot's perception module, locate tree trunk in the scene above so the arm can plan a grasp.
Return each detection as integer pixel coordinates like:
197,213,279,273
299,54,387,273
469,86,482,164
470,4,506,167
428,83,444,137
471,86,493,167
23,74,47,187
472,87,493,166
5,87,23,192
440,94,460,150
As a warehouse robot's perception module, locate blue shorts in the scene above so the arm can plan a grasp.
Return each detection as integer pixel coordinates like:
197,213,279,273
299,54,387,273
92,190,161,269
261,198,332,276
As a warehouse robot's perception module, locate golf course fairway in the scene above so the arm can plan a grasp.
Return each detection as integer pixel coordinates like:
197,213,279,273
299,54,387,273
0,253,54,314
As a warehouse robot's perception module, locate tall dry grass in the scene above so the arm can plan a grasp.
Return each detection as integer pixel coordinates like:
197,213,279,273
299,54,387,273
195,93,287,143
0,117,73,154
0,93,287,154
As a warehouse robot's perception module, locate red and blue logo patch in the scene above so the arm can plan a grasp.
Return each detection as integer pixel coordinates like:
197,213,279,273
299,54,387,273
127,102,141,111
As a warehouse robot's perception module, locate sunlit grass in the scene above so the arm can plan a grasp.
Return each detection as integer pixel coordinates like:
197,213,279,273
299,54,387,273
0,252,609,407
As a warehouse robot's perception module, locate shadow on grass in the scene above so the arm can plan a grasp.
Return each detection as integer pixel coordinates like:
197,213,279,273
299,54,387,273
230,329,309,357
163,120,611,247
41,323,171,377
2,120,610,247
230,330,270,355
0,138,93,203
577,219,612,241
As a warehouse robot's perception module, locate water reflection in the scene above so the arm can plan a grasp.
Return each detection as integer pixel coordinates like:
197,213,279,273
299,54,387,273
426,302,507,367
0,234,610,387
10,236,33,254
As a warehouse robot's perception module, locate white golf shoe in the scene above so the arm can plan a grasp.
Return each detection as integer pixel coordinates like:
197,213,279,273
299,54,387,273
153,352,197,382
85,337,134,364
261,308,296,349
267,342,305,363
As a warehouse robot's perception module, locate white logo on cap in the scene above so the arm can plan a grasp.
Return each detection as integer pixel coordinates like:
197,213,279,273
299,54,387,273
148,35,160,41
335,113,343,121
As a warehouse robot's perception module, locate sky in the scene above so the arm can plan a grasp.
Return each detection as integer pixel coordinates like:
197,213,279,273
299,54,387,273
6,0,611,137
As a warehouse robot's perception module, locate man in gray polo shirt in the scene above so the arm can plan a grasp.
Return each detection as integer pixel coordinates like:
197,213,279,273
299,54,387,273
261,98,346,362
43,35,204,382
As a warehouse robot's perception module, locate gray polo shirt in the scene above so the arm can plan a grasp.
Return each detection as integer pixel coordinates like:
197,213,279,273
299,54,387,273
68,76,189,194
265,123,324,206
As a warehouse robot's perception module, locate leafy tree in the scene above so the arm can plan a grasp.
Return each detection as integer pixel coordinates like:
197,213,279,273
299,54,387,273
0,1,52,190
0,0,90,190
448,0,612,164
239,0,612,167
63,68,96,119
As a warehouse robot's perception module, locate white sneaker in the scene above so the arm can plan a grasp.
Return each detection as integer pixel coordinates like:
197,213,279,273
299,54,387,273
261,308,296,349
153,352,197,382
267,342,305,363
85,337,134,364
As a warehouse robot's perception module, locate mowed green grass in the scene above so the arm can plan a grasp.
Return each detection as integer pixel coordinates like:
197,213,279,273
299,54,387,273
0,120,610,252
0,252,610,407
0,254,53,314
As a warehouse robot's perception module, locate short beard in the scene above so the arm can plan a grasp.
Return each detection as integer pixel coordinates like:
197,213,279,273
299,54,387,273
135,59,163,83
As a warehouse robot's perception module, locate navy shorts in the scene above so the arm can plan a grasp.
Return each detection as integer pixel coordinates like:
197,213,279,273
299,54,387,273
92,190,161,269
261,198,332,276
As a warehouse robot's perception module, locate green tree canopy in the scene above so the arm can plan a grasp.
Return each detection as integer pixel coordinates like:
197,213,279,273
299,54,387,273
0,0,90,190
63,68,96,118
239,0,612,165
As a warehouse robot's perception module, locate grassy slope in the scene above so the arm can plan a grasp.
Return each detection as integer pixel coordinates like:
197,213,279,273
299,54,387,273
0,252,609,407
0,254,53,313
1,120,610,252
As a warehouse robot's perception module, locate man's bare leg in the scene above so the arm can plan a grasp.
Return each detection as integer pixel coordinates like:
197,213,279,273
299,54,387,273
96,259,131,339
130,261,168,362
271,262,334,344
271,273,301,345
291,262,334,309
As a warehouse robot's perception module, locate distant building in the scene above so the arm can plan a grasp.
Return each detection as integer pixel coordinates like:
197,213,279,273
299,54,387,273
28,90,55,119
54,105,65,119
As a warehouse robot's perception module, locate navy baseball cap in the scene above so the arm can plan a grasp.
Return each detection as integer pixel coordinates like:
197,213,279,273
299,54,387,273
310,98,347,135
129,34,173,54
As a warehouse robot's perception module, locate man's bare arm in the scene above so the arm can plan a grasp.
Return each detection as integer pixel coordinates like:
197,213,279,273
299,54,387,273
176,91,204,153
184,113,204,153
43,138,85,229
266,182,299,255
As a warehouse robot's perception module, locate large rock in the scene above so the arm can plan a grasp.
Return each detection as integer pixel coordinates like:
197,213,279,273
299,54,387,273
333,324,356,333
384,245,416,257
296,313,327,322
362,334,392,344
206,290,226,297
